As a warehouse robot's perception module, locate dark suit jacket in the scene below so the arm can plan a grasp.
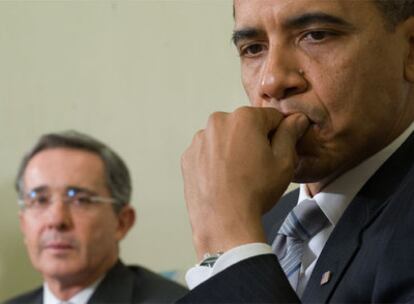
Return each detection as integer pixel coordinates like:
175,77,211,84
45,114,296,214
6,260,187,303
179,131,414,303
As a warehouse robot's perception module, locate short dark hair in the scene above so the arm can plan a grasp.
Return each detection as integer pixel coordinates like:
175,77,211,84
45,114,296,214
232,1,414,28
375,0,414,27
16,130,132,212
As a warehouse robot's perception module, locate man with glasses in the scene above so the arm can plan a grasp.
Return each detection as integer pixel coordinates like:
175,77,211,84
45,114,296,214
6,131,186,304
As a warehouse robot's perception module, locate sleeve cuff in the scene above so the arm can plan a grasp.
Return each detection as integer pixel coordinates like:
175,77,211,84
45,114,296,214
185,243,273,289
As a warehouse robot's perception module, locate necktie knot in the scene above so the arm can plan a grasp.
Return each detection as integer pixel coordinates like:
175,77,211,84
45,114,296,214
278,199,329,241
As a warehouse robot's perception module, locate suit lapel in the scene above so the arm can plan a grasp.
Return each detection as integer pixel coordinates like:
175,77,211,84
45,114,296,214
88,260,134,304
35,288,43,304
35,288,44,304
301,190,388,302
302,131,414,302
262,189,299,244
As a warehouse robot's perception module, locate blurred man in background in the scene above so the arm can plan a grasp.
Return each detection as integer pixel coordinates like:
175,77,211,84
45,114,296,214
6,131,186,304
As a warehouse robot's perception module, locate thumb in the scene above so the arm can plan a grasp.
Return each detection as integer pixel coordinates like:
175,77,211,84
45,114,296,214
270,113,310,159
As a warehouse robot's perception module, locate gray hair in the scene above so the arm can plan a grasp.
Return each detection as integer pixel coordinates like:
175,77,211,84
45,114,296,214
16,130,132,212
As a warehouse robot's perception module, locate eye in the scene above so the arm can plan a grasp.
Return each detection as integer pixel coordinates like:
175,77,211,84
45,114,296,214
301,30,337,43
35,195,49,205
72,194,95,206
66,188,93,205
28,193,50,208
239,43,266,57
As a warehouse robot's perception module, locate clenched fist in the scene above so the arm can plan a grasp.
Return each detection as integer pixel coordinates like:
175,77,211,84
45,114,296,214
181,106,309,259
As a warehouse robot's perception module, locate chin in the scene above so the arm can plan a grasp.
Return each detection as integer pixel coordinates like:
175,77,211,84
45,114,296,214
292,128,337,183
291,151,339,184
293,140,324,183
37,258,84,278
293,161,325,184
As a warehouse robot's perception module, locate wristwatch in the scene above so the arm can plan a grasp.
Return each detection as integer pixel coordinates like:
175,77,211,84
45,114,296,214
199,252,224,267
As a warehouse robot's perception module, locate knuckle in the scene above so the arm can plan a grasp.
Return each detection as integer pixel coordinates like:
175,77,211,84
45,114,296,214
234,106,253,117
181,149,189,165
232,106,256,124
181,147,195,173
182,129,204,167
180,153,189,172
207,111,227,127
192,129,205,145
279,153,297,174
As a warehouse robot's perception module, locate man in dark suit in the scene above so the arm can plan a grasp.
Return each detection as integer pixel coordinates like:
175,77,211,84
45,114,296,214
180,0,414,302
6,131,187,304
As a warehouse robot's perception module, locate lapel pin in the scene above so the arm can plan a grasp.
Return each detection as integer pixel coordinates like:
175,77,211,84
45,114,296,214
320,271,331,286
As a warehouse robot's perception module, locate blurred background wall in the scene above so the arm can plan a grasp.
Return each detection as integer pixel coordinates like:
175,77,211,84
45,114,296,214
0,0,251,300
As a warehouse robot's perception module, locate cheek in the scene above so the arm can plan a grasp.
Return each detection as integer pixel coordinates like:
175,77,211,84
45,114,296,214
78,216,118,256
24,235,39,260
20,218,44,268
308,54,369,137
21,218,39,250
241,61,263,106
320,38,404,127
324,71,391,134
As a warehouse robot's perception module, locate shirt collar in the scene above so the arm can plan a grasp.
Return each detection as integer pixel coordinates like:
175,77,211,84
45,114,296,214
298,122,414,226
43,276,104,304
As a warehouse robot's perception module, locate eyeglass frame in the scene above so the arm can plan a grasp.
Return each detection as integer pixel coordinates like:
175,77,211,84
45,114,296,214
17,186,122,212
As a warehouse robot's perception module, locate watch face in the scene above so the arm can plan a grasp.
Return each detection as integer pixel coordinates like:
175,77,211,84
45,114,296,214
199,253,223,267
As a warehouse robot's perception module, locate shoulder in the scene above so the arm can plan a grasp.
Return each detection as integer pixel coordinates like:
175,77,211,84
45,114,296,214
92,261,187,303
126,264,188,301
4,286,43,304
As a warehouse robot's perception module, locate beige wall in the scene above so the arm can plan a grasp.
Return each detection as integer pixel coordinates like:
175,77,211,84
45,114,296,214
0,0,250,300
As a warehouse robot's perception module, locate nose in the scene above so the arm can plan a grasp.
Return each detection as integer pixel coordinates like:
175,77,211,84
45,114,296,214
259,45,308,104
44,197,73,231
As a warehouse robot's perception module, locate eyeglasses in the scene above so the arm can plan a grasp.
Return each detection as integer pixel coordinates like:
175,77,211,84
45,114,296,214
18,187,121,213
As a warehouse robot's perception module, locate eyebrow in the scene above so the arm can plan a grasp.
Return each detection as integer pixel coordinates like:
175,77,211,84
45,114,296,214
66,186,96,196
26,186,48,195
232,12,355,46
284,12,355,30
26,185,96,196
232,28,263,46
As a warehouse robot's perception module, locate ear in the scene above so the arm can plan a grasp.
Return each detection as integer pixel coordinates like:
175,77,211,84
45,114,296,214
403,17,414,83
115,205,136,241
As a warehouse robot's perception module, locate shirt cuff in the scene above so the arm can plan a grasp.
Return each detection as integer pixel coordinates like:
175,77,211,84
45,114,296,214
185,243,273,289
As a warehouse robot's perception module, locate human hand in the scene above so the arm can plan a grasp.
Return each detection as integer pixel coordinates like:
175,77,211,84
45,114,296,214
181,106,310,260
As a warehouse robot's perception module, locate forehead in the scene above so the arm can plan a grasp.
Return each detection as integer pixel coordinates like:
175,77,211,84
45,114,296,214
23,148,107,191
233,0,379,29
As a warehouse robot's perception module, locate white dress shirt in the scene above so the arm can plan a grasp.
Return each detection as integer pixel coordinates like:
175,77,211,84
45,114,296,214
44,277,103,304
186,122,414,293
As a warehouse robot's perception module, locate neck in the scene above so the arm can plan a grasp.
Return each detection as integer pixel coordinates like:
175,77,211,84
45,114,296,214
304,163,347,196
44,258,117,301
306,117,414,197
306,177,335,197
46,282,86,301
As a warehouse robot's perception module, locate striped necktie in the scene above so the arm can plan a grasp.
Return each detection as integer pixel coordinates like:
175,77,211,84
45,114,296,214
272,199,329,291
